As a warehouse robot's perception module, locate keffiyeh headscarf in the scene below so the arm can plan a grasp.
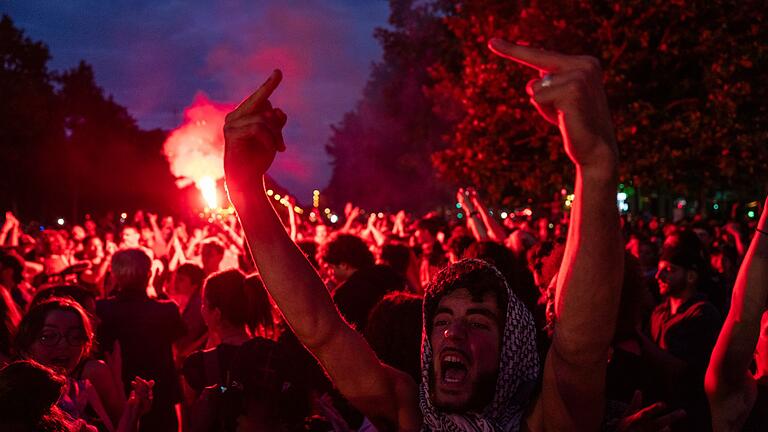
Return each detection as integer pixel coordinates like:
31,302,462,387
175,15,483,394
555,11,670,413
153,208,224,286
420,259,540,432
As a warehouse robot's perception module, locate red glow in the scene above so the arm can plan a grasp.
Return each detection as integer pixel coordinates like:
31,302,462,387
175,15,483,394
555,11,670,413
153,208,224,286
162,92,234,189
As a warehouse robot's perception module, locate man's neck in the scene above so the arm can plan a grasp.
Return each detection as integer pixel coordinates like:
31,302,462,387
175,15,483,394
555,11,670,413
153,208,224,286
668,289,696,315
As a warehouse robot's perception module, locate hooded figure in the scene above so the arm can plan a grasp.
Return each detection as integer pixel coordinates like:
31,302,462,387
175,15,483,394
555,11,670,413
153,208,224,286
420,259,540,431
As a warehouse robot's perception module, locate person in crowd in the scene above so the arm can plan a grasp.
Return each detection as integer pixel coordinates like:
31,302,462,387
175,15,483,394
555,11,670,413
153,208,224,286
14,298,122,429
1,249,34,309
706,196,768,431
173,263,208,359
0,282,21,367
638,230,722,430
222,38,625,431
182,269,308,431
364,291,423,383
200,239,225,277
96,249,186,432
316,232,375,289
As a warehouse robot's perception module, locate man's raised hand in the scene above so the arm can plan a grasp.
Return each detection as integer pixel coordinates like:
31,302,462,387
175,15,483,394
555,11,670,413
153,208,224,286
488,39,617,174
224,69,287,196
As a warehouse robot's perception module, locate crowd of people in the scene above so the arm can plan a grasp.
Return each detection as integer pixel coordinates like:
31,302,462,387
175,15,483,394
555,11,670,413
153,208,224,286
0,39,765,432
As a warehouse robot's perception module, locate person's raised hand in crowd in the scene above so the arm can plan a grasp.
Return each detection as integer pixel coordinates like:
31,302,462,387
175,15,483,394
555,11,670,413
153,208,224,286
223,69,286,201
489,39,618,177
613,390,686,432
489,39,623,430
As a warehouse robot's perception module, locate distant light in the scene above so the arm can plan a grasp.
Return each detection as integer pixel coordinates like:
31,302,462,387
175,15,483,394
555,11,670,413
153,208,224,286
457,213,464,219
330,214,339,223
523,208,533,216
274,194,281,200
313,189,320,195
324,208,331,214
619,183,625,189
267,189,274,196
748,211,756,218
197,176,218,209
377,212,384,218
566,194,575,201
617,192,627,201
456,203,462,209
620,203,629,212
713,204,719,210
548,223,554,229
120,212,128,219
39,226,45,231
560,188,567,195
500,211,508,219
57,218,65,226
294,206,302,212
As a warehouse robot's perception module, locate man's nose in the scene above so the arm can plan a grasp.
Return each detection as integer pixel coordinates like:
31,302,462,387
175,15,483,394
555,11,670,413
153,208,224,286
444,320,467,341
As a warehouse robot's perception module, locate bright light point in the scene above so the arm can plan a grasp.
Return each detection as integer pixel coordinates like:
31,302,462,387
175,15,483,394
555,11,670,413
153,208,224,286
120,212,128,219
566,194,575,201
456,203,462,209
57,218,65,226
560,188,567,195
267,189,274,196
313,189,320,195
274,194,281,200
548,223,554,229
748,211,756,218
713,204,719,210
523,208,533,216
565,201,572,207
324,208,331,214
377,212,384,218
330,214,339,223
500,212,508,219
621,203,629,211
197,177,218,209
457,213,464,219
617,192,627,201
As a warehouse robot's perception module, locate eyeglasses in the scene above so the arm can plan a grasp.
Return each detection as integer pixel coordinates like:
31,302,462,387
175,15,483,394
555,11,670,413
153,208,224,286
37,329,89,347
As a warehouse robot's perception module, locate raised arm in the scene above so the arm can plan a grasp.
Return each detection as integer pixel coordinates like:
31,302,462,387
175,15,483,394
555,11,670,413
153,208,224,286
489,39,623,431
223,70,419,431
705,197,768,431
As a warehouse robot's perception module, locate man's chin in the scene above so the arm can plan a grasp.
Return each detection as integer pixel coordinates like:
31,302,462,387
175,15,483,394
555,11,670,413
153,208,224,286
434,391,472,413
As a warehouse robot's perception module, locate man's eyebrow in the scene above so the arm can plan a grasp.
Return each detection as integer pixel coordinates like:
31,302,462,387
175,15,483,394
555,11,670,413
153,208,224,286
434,307,454,316
466,307,498,319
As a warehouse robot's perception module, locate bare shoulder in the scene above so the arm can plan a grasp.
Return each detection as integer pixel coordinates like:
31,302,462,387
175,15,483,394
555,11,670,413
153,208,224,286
381,365,421,432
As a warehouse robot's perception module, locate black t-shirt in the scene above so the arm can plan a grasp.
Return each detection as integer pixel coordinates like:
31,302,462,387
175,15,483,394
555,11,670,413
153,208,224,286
96,293,186,407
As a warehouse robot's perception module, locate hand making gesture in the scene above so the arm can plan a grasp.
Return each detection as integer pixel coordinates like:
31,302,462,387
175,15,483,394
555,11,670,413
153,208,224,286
223,69,287,197
489,39,617,175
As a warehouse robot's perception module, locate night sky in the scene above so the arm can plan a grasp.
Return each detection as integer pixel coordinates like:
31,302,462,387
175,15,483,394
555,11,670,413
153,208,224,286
2,1,389,199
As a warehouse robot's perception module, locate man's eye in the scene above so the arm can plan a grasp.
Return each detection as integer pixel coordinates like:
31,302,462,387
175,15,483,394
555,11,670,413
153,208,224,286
433,319,449,327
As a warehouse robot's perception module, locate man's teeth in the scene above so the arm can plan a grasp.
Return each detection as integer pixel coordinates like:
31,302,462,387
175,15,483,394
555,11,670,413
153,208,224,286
445,355,462,363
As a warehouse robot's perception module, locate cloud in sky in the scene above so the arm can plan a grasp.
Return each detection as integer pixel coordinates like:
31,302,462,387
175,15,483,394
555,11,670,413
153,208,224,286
3,0,389,198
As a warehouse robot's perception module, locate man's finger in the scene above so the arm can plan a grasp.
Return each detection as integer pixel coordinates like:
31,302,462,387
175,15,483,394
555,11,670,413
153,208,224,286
488,38,571,73
231,69,283,118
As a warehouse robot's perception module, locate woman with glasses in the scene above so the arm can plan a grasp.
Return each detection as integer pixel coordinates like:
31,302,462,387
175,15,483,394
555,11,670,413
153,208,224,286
14,298,117,431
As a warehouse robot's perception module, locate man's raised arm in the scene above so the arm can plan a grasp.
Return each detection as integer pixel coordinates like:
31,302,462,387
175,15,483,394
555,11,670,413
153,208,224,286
705,197,768,431
489,40,624,431
223,70,419,431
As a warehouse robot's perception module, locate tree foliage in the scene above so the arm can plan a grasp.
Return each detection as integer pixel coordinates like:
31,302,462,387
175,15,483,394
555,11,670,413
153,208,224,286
324,0,461,212
0,15,177,220
429,0,768,208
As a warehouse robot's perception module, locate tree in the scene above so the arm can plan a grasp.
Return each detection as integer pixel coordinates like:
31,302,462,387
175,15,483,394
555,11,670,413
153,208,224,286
324,0,461,212
429,0,768,210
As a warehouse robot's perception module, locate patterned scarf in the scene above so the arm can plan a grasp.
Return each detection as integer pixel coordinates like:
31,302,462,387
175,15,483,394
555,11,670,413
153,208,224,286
420,260,540,432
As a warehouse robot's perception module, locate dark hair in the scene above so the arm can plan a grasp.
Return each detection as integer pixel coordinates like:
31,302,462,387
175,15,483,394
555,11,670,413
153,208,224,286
0,360,73,431
332,265,406,331
364,292,423,382
317,233,374,270
204,270,275,336
424,259,509,337
446,234,476,260
379,243,411,276
176,263,205,289
110,248,152,294
0,250,25,284
15,298,94,358
30,284,97,314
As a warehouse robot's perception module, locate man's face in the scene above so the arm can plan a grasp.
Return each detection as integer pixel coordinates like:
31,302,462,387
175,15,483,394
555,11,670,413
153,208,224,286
121,227,140,247
655,260,687,297
430,288,501,412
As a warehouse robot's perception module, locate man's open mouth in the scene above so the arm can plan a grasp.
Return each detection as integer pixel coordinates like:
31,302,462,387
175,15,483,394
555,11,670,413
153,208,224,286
440,352,469,384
